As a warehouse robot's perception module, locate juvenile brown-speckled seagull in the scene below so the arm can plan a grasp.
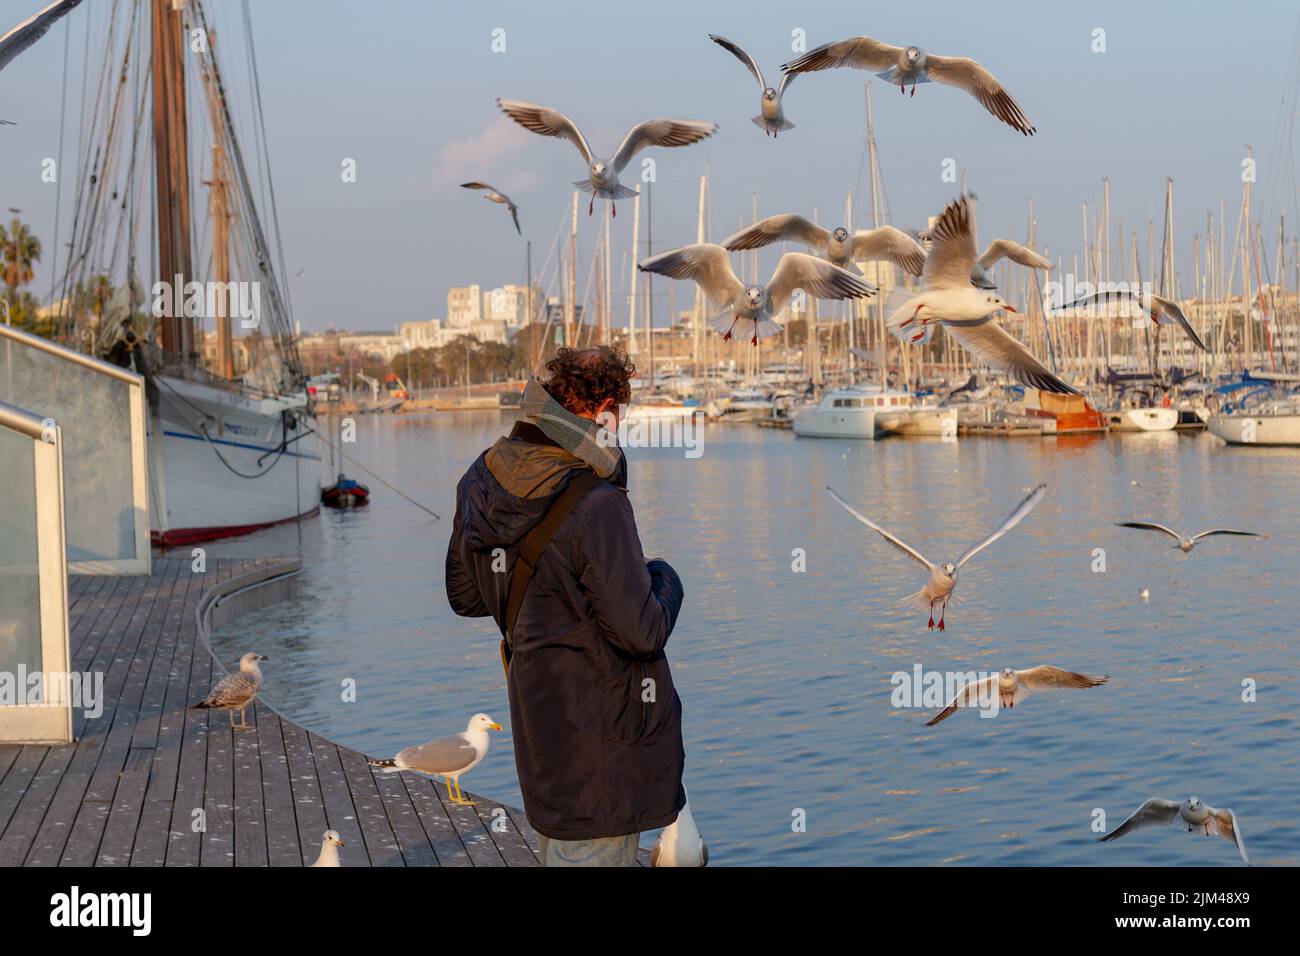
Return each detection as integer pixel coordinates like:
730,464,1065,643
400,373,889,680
191,651,267,730
926,666,1109,726
311,830,344,867
887,196,1077,394
368,713,502,806
826,483,1047,631
1116,522,1260,554
0,0,83,125
650,785,708,867
723,214,926,277
460,181,521,235
708,34,798,137
496,98,716,217
639,242,874,346
1099,796,1249,865
781,35,1035,135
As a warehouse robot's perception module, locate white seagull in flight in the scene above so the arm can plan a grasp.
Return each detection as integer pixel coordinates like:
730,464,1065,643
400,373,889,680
887,196,1077,395
460,181,521,235
1099,796,1249,864
926,665,1109,726
781,34,1035,135
496,98,716,217
1115,521,1260,553
639,243,874,345
826,483,1047,631
708,34,798,137
723,214,926,277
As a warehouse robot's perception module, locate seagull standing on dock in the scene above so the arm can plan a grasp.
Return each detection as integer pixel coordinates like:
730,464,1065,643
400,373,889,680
826,483,1047,631
723,214,926,276
310,830,344,867
650,786,708,866
1052,289,1207,351
781,34,1035,135
191,652,267,731
639,243,874,345
708,34,798,137
926,666,1109,726
886,196,1078,394
1116,522,1261,553
496,99,716,218
0,0,84,125
460,181,521,235
1099,796,1249,864
368,713,502,806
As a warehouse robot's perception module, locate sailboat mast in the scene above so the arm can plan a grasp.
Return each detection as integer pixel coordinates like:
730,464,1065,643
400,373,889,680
152,0,195,361
202,34,234,381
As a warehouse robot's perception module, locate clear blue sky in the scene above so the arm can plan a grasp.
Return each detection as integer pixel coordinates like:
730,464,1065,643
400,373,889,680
1,0,1296,332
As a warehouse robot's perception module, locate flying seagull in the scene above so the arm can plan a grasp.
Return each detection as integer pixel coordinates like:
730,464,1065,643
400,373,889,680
1116,522,1260,553
723,214,926,276
926,666,1109,726
781,35,1035,135
916,193,1052,290
639,243,874,345
460,181,521,235
0,0,84,125
191,651,267,730
1052,288,1207,351
826,483,1047,631
310,830,344,867
708,34,797,137
887,196,1077,394
1099,796,1249,865
368,713,502,806
496,98,716,217
650,785,709,866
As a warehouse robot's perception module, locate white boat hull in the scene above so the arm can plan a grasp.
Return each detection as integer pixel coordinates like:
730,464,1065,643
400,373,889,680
1106,407,1178,432
150,376,321,545
793,407,883,439
1207,413,1300,446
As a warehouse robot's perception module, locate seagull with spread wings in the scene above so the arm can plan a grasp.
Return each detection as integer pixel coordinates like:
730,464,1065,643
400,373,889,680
460,181,521,235
723,214,926,277
496,98,716,217
0,0,84,125
1052,288,1207,351
917,196,1054,290
887,196,1077,394
639,243,874,345
781,35,1035,135
826,483,1047,631
1099,796,1249,864
1116,521,1260,553
926,666,1109,726
708,34,797,137
368,713,502,806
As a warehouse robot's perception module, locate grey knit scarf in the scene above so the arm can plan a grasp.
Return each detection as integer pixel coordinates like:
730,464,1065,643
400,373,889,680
519,378,620,478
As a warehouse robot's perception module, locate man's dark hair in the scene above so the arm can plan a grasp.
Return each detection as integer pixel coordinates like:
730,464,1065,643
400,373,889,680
542,346,635,415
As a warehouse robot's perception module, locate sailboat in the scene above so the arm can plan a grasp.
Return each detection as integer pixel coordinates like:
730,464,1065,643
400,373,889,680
48,0,319,544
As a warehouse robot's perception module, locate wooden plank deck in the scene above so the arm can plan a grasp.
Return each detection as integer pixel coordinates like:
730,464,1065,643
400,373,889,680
0,558,543,867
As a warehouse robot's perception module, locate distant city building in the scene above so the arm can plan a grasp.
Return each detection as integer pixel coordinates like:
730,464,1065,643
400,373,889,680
447,284,482,328
482,283,541,328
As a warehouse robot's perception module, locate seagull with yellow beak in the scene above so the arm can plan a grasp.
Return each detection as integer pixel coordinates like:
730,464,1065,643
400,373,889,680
368,713,502,806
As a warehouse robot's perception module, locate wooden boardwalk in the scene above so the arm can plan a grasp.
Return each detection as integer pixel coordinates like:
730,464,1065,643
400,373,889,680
0,558,543,867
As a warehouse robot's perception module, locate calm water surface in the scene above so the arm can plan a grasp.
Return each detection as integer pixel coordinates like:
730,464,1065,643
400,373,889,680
204,412,1298,866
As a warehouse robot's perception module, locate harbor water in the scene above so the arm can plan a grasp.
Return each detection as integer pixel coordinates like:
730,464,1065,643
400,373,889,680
205,412,1298,865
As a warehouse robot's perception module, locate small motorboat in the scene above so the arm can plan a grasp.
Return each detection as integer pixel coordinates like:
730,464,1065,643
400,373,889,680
321,474,370,508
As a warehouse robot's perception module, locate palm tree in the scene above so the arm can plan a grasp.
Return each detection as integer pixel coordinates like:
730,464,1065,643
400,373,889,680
0,213,42,321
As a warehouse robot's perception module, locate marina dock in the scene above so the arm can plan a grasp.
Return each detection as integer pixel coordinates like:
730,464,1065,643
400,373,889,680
0,558,545,868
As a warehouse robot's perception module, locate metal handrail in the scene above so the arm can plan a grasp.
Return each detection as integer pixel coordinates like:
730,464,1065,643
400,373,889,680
0,323,144,387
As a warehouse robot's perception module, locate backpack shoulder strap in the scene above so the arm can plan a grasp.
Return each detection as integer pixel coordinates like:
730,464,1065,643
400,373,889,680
501,471,603,667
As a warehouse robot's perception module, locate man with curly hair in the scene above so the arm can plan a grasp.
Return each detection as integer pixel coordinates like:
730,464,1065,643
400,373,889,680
446,346,687,866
